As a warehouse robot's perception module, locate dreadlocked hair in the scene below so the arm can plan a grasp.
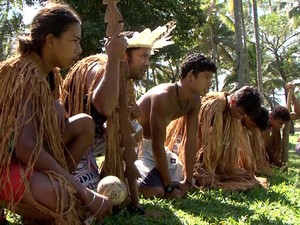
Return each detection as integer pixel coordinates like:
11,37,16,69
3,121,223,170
0,52,83,224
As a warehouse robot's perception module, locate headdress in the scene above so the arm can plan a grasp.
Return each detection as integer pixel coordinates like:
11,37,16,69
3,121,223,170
127,21,176,53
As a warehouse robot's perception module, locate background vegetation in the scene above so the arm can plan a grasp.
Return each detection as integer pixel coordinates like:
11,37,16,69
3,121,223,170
1,0,300,104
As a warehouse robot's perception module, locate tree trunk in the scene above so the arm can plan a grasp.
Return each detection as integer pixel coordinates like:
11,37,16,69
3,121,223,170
252,0,263,93
241,0,250,84
233,0,246,87
209,0,219,91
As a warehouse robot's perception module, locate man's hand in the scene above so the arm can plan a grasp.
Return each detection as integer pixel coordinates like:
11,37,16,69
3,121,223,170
174,180,193,195
105,23,128,61
286,82,295,91
129,103,141,119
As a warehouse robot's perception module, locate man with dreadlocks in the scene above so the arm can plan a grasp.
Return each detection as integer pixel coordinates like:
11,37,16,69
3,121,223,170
135,53,217,199
61,22,176,211
262,83,300,167
0,3,112,225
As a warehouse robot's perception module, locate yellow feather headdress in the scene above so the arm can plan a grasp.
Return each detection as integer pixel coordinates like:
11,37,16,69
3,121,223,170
127,21,176,53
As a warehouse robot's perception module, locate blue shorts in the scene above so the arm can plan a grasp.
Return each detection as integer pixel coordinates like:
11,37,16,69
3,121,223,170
138,167,163,188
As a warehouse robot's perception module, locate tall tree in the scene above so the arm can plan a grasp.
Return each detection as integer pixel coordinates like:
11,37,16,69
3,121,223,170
260,10,300,103
233,0,247,87
0,0,40,60
252,0,263,93
209,0,220,91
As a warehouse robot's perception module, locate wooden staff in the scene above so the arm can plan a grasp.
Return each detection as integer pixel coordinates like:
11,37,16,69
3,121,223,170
282,87,293,168
84,2,140,224
103,0,140,207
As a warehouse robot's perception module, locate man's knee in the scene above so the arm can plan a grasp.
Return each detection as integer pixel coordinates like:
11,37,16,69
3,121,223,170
68,113,95,138
76,113,95,130
27,173,71,211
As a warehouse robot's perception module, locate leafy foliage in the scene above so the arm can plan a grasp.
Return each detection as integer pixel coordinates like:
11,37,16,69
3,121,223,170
0,0,41,60
2,0,300,103
64,0,206,60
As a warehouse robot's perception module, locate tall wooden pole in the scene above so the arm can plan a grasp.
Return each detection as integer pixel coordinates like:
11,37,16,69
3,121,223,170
103,0,140,208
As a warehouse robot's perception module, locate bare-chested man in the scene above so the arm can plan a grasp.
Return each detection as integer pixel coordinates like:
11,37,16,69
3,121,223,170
135,53,217,199
263,82,300,166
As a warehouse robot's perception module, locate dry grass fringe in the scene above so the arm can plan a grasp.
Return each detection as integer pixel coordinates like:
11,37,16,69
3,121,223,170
62,54,137,182
0,52,83,224
166,92,264,190
248,128,272,175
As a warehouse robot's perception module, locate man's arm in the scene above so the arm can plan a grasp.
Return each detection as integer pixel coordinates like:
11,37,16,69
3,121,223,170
150,95,171,186
285,82,300,120
91,23,127,117
183,97,201,185
150,94,182,198
291,93,300,120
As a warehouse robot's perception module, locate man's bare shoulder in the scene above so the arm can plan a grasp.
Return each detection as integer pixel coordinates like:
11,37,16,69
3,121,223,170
138,83,175,111
146,83,174,95
139,83,173,101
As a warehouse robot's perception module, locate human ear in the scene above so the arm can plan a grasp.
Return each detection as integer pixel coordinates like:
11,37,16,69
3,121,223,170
229,98,237,106
187,70,195,81
45,33,55,50
122,52,129,62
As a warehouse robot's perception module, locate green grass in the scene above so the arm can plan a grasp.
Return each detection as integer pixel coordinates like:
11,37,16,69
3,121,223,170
102,135,300,225
6,135,300,225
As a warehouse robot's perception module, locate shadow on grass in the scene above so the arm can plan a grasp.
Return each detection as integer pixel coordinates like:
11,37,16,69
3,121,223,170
102,204,183,225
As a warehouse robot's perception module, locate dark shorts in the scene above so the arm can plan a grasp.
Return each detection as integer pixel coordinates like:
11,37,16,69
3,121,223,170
0,162,32,203
139,167,163,188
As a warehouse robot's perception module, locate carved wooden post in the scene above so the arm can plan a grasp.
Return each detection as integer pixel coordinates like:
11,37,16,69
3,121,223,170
103,0,123,37
103,0,140,208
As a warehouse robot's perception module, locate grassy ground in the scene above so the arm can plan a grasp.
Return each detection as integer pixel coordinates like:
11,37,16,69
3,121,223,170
101,135,300,225
6,135,300,225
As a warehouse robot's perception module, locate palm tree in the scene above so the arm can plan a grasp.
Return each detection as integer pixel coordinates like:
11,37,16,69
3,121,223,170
233,0,248,87
252,0,263,93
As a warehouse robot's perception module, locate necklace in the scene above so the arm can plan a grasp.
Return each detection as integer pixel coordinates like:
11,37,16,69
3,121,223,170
175,82,189,111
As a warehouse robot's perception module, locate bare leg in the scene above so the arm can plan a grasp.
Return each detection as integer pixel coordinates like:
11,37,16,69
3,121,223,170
62,113,95,172
16,171,70,220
